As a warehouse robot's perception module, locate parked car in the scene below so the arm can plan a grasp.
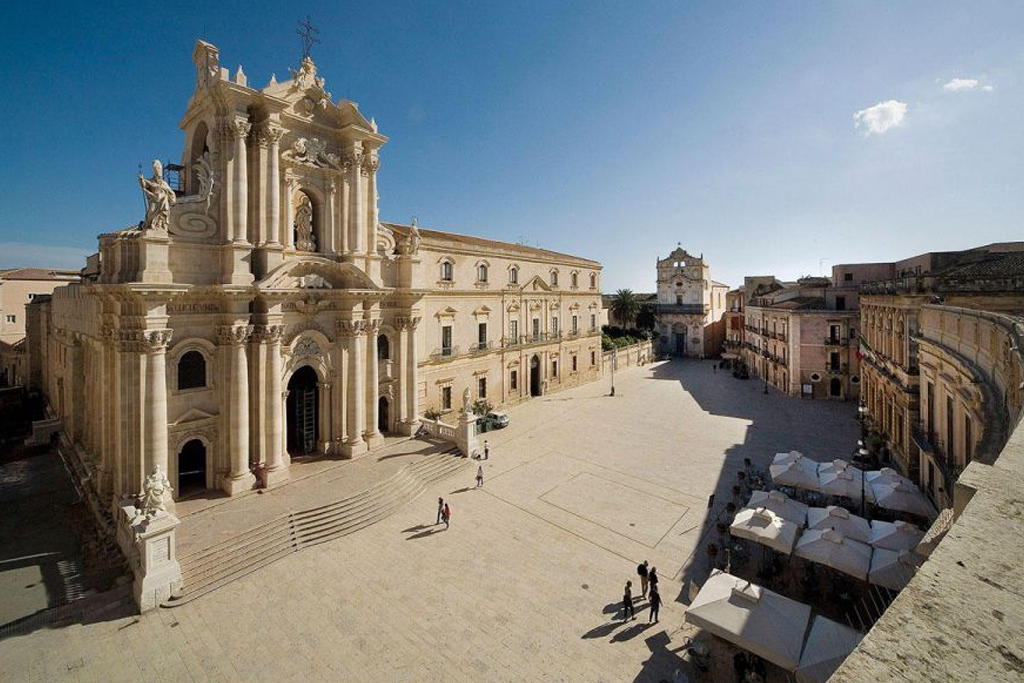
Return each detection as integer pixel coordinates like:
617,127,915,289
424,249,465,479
486,411,510,428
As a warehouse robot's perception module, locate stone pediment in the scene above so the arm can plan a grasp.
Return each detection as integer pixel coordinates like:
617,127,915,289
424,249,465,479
522,276,553,292
258,257,382,291
260,57,373,131
172,408,218,425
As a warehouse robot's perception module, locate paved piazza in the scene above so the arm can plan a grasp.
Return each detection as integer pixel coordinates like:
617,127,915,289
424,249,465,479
1,359,856,682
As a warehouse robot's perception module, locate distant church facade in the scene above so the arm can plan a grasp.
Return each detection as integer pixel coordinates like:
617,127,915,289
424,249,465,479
27,41,603,510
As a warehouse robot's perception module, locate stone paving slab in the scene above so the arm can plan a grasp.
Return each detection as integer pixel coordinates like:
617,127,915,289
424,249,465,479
0,359,857,682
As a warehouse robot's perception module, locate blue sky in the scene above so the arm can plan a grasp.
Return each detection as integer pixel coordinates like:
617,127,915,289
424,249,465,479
1,1,1022,290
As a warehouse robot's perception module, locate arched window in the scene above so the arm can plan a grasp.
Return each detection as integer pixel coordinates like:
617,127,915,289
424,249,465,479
378,334,390,360
477,263,488,282
571,272,579,288
510,266,519,285
440,260,454,282
589,272,597,289
550,270,559,287
178,350,207,390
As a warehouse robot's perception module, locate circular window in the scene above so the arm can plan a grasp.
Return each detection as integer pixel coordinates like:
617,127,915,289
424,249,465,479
810,373,822,382
851,375,860,385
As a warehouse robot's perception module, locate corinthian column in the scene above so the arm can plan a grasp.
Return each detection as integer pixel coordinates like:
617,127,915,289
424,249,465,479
232,120,251,244
347,149,365,255
262,325,288,487
220,324,256,495
143,329,173,506
364,319,382,446
339,320,366,457
400,316,421,434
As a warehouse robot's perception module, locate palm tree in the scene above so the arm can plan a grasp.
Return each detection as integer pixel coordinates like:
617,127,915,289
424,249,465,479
636,303,658,332
610,289,639,328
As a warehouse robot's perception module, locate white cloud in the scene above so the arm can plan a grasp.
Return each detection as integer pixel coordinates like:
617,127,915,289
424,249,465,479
943,77,979,91
853,100,908,136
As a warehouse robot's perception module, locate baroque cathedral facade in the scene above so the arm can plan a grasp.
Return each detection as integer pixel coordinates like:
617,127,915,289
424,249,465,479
27,41,603,510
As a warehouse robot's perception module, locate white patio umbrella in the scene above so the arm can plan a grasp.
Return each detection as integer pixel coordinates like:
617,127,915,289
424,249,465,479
770,452,821,492
795,616,863,683
747,490,809,526
868,548,922,591
869,520,925,552
806,506,872,543
685,570,812,671
817,468,875,503
816,458,853,476
730,507,801,555
865,467,914,489
871,481,935,519
794,529,872,580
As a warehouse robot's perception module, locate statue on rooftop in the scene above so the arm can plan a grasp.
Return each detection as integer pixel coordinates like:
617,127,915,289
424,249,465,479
138,160,176,233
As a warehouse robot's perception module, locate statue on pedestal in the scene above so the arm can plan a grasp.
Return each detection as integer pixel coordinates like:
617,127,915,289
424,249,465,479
462,387,472,414
294,194,316,251
138,160,176,232
139,465,173,519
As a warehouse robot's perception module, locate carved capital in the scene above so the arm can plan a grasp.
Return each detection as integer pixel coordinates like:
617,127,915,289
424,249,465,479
362,154,380,175
267,127,285,145
233,120,252,140
336,320,367,337
395,316,422,332
217,324,253,345
365,319,382,335
141,329,173,352
252,323,285,343
344,151,364,173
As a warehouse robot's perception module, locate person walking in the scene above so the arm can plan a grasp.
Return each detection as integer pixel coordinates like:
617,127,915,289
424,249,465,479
484,440,490,460
637,560,650,598
622,580,635,621
649,586,662,623
442,502,451,529
436,497,444,525
649,566,659,594
476,465,484,488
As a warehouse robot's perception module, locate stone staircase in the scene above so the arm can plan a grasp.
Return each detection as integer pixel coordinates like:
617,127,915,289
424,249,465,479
163,450,468,607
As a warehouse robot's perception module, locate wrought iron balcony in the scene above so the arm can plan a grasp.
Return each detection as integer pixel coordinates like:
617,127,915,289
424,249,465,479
824,336,848,346
430,345,460,361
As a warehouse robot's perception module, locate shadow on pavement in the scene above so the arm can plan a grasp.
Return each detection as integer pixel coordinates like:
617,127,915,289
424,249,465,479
581,621,620,639
611,621,652,642
405,527,445,540
631,630,690,683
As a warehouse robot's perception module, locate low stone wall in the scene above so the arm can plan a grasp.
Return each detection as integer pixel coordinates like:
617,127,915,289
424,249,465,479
602,339,653,371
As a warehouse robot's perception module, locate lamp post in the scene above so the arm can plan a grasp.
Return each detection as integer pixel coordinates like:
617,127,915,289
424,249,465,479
857,443,870,517
610,349,617,397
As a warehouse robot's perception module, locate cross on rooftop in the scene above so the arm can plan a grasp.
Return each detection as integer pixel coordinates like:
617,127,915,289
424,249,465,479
296,16,321,60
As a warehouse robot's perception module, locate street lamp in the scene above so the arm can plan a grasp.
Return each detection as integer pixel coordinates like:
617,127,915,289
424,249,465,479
610,349,617,396
857,443,870,517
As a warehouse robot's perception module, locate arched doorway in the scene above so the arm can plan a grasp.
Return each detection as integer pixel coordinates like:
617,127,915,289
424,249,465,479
378,396,390,433
829,377,842,398
530,355,542,397
177,439,207,496
287,366,319,456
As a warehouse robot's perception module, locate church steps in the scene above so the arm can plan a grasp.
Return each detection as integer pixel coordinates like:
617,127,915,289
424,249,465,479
164,451,468,607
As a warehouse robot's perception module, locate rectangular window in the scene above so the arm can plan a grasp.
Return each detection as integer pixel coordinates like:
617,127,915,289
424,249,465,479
510,320,518,343
477,264,488,282
552,360,558,378
441,325,452,356
590,350,596,366
844,272,853,282
965,414,973,464
590,314,596,329
830,324,841,342
572,356,578,372
478,322,487,350
836,296,846,311
572,315,578,333
510,370,518,390
926,382,935,433
946,395,955,457
5,314,15,323
830,352,840,371
478,377,487,399
441,386,452,410
552,317,559,336
532,318,540,341
441,261,453,281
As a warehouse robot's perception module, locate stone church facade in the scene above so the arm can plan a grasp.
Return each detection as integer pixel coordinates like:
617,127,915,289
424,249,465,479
27,41,602,511
654,248,727,357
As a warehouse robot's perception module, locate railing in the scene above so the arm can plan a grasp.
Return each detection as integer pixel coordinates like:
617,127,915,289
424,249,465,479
470,341,493,353
777,332,787,342
419,417,458,441
824,337,848,346
827,363,849,374
429,346,459,360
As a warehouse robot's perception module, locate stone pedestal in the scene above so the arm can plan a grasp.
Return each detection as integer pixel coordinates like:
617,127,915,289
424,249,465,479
456,409,478,458
117,504,182,612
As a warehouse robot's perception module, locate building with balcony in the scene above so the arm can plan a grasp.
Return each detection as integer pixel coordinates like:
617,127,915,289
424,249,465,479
858,242,1024,481
739,265,876,400
24,40,605,512
653,247,729,357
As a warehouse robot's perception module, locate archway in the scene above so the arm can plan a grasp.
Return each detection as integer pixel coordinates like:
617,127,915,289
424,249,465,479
287,366,319,456
378,396,390,434
177,439,207,497
829,377,842,398
530,355,542,397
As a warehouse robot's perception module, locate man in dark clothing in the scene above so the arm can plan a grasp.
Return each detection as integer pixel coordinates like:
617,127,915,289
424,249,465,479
649,566,659,594
436,497,444,524
622,580,635,621
649,587,662,623
637,560,650,598
442,502,451,529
